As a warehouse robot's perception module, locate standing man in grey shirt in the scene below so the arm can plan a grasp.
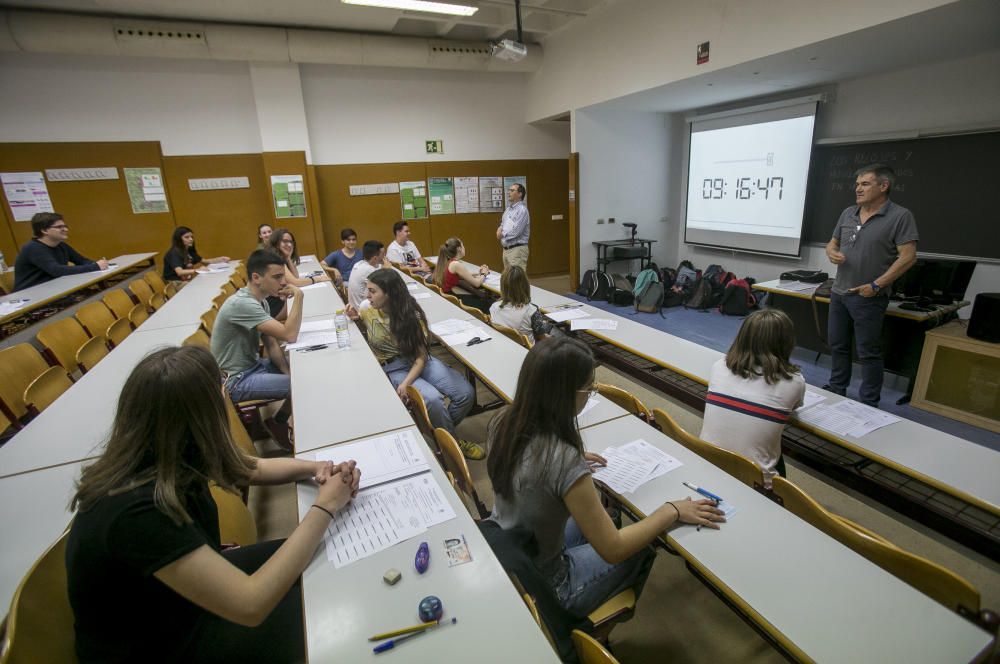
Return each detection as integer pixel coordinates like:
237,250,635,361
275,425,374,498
825,164,918,407
497,182,530,271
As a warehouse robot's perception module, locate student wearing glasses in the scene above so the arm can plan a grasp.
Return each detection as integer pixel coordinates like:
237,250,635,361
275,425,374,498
13,212,108,291
162,226,230,282
496,183,529,271
487,336,725,616
267,228,330,288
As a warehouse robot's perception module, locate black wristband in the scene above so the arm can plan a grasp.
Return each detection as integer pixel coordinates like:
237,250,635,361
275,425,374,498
666,501,680,522
312,504,335,519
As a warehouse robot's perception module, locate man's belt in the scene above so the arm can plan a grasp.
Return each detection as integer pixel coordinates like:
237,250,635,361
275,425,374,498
503,243,528,250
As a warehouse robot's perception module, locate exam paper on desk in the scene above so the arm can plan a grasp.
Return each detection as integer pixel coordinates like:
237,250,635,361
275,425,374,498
316,429,429,490
439,327,492,346
545,307,588,323
795,399,900,438
285,330,339,350
570,318,618,331
591,439,682,495
430,318,476,336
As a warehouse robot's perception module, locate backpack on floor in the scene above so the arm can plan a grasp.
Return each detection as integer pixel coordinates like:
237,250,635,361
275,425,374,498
684,277,715,310
608,272,634,305
675,263,699,288
581,270,613,301
632,267,660,297
660,267,677,290
577,270,595,297
635,281,665,315
718,279,756,316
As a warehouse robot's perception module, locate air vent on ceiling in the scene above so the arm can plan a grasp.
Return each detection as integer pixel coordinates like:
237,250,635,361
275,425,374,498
114,25,206,43
429,43,491,56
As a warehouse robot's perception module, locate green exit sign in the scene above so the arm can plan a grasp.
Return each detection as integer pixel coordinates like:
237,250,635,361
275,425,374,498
425,139,444,154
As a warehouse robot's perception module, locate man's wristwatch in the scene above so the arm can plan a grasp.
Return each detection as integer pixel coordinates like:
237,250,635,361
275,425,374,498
870,281,880,293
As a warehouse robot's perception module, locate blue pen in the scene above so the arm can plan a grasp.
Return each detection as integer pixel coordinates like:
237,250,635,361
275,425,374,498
373,617,457,654
683,481,723,504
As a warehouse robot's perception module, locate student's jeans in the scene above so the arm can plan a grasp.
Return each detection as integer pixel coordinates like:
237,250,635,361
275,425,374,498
383,355,475,435
827,291,889,407
554,519,655,618
227,359,290,403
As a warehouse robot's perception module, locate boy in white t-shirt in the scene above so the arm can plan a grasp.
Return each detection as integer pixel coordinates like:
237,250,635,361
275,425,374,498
700,309,806,487
386,220,432,277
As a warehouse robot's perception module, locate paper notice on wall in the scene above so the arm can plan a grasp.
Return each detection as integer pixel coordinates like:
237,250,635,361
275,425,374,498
454,176,479,213
479,176,504,212
124,167,170,214
270,175,307,218
1,172,54,221
428,177,455,215
399,181,428,219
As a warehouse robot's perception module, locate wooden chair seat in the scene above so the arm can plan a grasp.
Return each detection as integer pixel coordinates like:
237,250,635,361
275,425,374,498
164,281,179,299
572,629,621,664
221,281,237,297
102,288,135,319
212,292,228,311
461,303,490,324
434,428,488,519
143,271,167,296
492,323,532,349
149,291,166,311
0,343,51,424
74,302,116,341
128,303,149,327
441,292,461,307
200,307,218,335
183,328,211,349
128,279,154,309
209,484,257,547
36,317,90,374
24,366,73,415
76,335,109,373
596,383,654,425
107,317,132,347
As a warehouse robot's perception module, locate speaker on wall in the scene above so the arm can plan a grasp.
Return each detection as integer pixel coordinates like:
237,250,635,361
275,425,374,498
967,293,1000,343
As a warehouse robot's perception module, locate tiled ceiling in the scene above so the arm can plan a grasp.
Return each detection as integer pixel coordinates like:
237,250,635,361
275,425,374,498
0,0,607,43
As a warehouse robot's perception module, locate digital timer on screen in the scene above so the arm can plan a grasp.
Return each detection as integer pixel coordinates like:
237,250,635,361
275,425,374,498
684,105,817,257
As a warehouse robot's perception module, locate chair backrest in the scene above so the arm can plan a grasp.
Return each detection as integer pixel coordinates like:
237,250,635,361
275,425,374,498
106,317,132,347
200,307,218,335
221,281,237,297
1,530,76,664
462,304,490,324
521,592,558,652
209,484,258,547
102,288,135,319
425,282,442,295
0,344,51,421
0,269,15,295
183,328,212,349
128,303,149,327
149,291,166,311
651,408,763,490
433,428,488,519
571,630,620,664
492,323,532,349
24,366,73,415
441,293,461,307
76,336,109,373
769,476,981,615
164,281,179,299
128,279,154,307
143,271,166,295
404,385,436,441
223,395,258,459
74,302,116,340
36,317,90,372
212,292,228,311
595,383,653,422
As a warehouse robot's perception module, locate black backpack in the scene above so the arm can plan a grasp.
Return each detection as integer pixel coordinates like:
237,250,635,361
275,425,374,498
608,273,634,305
718,279,755,316
580,270,613,301
660,267,677,290
684,277,715,310
576,270,594,297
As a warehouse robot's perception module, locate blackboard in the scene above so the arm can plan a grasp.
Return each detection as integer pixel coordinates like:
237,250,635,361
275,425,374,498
802,131,1000,260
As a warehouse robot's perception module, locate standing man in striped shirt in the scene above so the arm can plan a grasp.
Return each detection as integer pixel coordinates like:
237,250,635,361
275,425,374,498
497,182,530,271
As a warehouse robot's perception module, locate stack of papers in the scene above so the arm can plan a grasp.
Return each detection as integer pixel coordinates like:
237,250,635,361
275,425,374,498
776,280,818,292
314,431,456,568
591,439,683,494
546,307,588,322
570,318,618,331
405,281,420,290
412,292,432,300
796,390,826,412
429,318,493,346
0,299,29,316
286,319,339,350
795,399,901,438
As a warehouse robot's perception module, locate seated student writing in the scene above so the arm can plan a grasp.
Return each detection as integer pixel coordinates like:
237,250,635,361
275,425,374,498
256,223,273,250
321,228,363,285
487,336,725,617
386,220,432,277
267,228,330,288
67,345,361,664
431,237,494,314
211,249,304,450
163,226,230,282
346,268,483,460
700,309,805,488
489,266,551,344
13,212,108,291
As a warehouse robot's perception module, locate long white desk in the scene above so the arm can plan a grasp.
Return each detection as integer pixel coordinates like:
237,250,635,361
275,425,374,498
0,252,157,326
581,416,995,663
294,427,558,663
140,266,238,331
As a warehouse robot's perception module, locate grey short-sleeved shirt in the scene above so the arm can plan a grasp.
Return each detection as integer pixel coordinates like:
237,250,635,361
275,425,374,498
211,288,271,382
489,430,591,581
831,200,918,295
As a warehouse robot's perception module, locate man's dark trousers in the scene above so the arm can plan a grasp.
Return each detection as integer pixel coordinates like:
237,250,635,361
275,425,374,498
827,291,889,407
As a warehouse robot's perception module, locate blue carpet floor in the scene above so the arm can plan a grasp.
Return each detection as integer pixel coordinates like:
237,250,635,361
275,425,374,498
566,293,1000,452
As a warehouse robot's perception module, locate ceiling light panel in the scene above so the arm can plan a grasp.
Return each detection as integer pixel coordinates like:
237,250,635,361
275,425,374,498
341,0,479,17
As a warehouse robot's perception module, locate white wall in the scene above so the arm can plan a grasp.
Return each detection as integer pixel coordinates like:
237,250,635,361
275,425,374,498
673,50,1000,315
300,65,569,165
526,0,954,122
0,52,262,155
572,106,675,275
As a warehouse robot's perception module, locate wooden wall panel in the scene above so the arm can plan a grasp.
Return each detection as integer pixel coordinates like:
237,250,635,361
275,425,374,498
161,154,273,262
260,151,323,257
314,158,569,276
0,141,175,261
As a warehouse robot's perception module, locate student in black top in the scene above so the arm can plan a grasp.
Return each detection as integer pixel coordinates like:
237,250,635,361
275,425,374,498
162,226,230,281
13,212,108,291
66,345,361,663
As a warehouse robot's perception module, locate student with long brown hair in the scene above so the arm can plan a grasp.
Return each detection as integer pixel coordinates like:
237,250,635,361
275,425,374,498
487,336,724,617
489,265,551,344
163,226,230,282
701,308,806,487
431,236,493,313
346,268,482,459
67,345,360,663
267,228,330,288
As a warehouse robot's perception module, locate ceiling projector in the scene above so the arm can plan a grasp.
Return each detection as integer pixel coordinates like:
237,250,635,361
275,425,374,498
490,38,527,61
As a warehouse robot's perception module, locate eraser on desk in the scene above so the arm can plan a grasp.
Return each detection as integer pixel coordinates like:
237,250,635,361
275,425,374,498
383,568,402,585
415,541,430,574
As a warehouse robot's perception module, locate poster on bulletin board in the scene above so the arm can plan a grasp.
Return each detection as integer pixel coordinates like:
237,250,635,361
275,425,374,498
454,177,479,213
479,176,504,212
428,177,456,215
399,181,428,219
124,167,169,214
270,175,307,218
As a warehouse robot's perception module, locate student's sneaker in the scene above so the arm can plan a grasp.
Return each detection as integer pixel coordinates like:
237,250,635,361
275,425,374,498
265,417,294,452
458,439,486,461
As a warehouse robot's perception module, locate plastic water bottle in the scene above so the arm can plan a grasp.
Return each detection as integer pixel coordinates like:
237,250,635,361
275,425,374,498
334,309,350,349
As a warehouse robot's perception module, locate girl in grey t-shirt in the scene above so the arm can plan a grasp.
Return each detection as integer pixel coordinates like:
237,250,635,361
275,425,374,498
487,336,725,617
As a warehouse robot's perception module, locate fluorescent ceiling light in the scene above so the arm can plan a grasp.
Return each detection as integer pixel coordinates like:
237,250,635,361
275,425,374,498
342,0,479,17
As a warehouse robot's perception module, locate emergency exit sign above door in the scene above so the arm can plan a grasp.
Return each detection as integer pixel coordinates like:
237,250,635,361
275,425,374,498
425,139,444,154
